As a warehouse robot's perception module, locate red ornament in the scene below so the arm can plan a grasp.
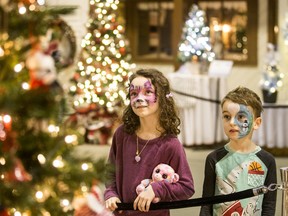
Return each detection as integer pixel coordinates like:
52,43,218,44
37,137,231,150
119,47,125,55
1,125,18,154
4,158,32,182
0,208,10,216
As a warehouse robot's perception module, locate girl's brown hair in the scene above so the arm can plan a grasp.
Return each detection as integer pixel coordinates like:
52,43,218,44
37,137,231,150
122,68,181,136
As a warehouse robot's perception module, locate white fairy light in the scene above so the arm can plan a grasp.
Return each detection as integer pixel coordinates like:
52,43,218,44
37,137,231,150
18,6,27,14
81,163,89,171
37,154,46,164
14,63,23,73
22,82,30,90
52,156,64,168
35,191,44,201
65,135,78,145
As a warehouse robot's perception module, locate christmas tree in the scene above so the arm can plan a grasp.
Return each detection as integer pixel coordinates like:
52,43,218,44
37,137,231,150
177,4,215,64
68,0,135,145
260,43,284,93
0,1,108,215
260,43,284,103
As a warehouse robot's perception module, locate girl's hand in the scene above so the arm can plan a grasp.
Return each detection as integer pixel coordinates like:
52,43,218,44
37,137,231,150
105,196,121,211
133,184,155,212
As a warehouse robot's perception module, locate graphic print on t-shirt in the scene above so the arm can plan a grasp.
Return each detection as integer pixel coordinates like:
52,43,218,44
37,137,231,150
215,156,266,216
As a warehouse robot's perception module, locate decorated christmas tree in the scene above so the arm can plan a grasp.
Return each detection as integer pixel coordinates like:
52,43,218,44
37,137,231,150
68,0,135,145
177,4,215,66
0,1,108,215
260,43,284,92
260,43,284,103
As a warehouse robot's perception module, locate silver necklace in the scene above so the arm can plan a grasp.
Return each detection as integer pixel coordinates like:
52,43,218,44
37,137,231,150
135,136,150,162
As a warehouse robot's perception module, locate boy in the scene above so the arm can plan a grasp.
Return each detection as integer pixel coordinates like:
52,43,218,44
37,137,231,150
200,86,277,216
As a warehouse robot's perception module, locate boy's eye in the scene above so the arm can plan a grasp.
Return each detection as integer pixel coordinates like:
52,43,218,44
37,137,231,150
223,115,231,120
237,113,248,123
238,115,244,120
162,174,167,179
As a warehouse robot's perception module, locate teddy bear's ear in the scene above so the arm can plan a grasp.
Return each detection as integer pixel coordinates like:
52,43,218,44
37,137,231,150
172,173,179,183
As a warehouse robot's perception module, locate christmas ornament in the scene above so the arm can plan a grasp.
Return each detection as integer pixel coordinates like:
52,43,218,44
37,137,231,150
46,18,76,69
4,157,32,182
73,185,114,216
26,49,58,89
0,207,9,216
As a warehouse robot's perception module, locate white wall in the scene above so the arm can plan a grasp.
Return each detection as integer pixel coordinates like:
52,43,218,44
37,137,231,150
46,0,89,56
47,0,288,103
278,0,288,103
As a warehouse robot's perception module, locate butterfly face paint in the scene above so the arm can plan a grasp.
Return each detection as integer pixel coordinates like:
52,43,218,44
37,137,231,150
129,80,157,108
227,103,253,138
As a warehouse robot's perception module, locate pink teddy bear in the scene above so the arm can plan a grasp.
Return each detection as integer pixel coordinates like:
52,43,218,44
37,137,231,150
136,163,179,203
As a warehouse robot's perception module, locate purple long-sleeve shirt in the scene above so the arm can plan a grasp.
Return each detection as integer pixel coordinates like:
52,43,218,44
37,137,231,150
104,125,195,216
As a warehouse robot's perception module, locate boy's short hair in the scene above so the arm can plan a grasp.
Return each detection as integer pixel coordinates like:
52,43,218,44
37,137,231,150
221,86,263,118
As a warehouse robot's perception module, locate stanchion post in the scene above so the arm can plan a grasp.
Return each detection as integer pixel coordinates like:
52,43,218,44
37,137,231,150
280,167,288,216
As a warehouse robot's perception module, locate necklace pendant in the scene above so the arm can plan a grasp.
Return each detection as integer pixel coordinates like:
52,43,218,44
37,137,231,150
135,155,141,162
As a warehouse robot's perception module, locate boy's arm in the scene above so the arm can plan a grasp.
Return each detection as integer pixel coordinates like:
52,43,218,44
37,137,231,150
261,155,277,215
199,155,216,216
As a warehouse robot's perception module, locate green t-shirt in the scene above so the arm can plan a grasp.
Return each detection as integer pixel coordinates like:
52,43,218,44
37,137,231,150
214,145,266,215
200,144,277,216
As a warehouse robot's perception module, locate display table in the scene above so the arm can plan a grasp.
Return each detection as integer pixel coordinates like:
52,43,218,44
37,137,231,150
253,104,288,148
167,73,228,146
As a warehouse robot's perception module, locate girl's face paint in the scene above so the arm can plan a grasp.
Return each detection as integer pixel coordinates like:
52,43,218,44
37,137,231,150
129,78,157,108
222,102,254,139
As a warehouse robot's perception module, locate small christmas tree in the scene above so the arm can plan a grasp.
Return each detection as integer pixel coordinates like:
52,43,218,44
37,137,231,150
260,43,284,102
177,4,215,70
69,0,135,145
0,1,107,215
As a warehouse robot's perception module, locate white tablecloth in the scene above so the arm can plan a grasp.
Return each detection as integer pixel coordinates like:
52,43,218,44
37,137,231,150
167,73,228,146
253,104,288,148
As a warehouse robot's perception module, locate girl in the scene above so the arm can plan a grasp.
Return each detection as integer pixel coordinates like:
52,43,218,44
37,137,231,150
104,68,195,216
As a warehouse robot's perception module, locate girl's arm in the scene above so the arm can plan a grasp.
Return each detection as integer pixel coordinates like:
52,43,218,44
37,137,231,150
104,133,120,201
151,140,195,201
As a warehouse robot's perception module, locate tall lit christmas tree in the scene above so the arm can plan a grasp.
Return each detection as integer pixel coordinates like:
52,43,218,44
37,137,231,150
177,4,215,64
69,0,135,145
0,1,107,215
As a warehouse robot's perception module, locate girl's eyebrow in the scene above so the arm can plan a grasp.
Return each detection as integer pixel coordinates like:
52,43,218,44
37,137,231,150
129,84,142,91
143,80,153,88
129,84,135,90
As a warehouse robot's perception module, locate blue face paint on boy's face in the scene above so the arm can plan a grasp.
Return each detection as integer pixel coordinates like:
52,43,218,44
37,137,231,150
223,102,254,139
234,104,253,138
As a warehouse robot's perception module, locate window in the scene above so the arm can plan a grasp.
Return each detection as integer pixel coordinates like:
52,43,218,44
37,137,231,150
197,0,257,65
125,0,258,66
125,0,174,63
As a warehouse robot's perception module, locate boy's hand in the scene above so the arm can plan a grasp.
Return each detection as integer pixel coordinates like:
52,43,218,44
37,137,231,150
133,184,155,212
105,196,121,211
